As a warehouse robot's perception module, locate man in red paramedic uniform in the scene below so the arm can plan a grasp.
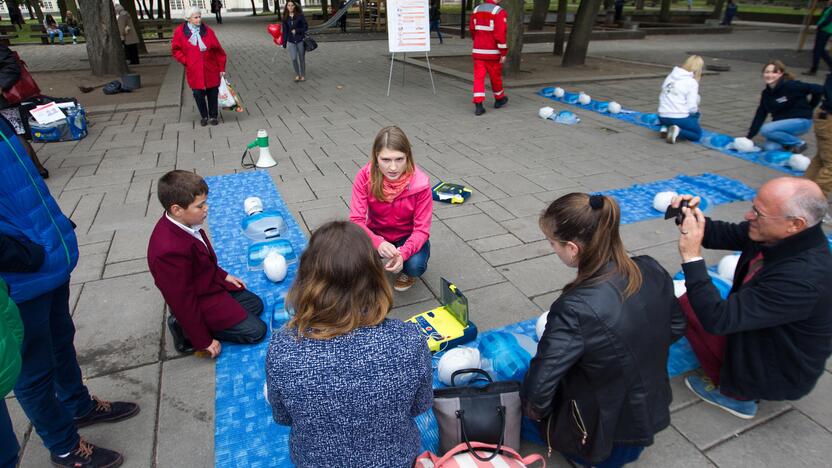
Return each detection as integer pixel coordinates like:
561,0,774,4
470,0,508,116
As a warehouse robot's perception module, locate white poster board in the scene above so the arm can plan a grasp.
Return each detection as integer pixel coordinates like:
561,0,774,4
387,0,430,53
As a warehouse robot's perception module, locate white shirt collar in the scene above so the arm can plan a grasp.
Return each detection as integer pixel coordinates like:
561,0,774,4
166,212,205,245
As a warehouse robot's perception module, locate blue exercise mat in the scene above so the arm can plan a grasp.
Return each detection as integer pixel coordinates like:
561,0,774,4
600,173,755,224
538,87,805,176
206,170,308,468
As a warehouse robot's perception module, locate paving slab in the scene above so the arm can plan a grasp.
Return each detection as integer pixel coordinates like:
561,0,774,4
72,273,165,377
672,399,792,451
442,213,508,241
705,410,832,467
632,425,715,467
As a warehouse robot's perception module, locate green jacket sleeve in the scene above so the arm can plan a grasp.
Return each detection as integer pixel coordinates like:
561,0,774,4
0,277,23,397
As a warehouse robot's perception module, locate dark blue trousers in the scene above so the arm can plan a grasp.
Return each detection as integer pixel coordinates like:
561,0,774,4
811,30,832,72
13,282,92,455
393,239,431,278
0,399,19,467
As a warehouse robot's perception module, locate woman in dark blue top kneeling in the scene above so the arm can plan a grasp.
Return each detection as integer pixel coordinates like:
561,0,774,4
265,220,433,468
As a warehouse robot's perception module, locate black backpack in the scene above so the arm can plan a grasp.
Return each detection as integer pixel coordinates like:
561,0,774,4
102,80,133,95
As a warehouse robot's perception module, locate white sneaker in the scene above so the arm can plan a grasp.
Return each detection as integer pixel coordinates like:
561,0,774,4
667,125,680,144
660,126,668,138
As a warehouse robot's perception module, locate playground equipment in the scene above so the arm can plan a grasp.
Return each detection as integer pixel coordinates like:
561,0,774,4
360,0,386,32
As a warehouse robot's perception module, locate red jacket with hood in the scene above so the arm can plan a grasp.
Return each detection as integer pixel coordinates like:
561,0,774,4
171,23,227,90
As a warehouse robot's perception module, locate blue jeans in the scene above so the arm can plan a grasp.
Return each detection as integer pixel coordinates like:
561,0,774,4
568,445,645,468
13,282,92,455
47,29,64,44
0,399,19,467
659,113,703,142
393,239,430,278
760,118,812,148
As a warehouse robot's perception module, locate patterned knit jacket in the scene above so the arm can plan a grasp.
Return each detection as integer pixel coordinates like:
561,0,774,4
266,319,433,467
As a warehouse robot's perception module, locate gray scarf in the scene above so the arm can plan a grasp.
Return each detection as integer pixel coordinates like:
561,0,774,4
187,24,207,52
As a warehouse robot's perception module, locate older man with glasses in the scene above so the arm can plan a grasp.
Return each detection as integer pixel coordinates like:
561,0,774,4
670,177,832,419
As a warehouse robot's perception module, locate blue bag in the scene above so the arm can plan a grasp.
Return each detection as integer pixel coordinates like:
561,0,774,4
29,105,88,142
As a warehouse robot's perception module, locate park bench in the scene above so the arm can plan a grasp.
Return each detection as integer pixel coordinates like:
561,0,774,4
29,24,50,44
138,19,176,40
0,24,19,46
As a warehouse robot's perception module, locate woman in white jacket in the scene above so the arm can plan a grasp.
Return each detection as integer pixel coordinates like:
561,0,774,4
658,55,704,144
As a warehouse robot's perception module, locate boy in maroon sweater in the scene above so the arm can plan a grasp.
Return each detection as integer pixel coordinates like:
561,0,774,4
147,170,266,357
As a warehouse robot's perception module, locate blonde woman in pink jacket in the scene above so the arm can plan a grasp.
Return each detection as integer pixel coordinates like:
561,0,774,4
349,126,433,292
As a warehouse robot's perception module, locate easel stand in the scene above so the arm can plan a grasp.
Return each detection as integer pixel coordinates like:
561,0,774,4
387,52,437,97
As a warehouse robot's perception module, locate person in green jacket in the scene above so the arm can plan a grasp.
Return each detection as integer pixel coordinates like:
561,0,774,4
806,0,832,76
0,276,24,467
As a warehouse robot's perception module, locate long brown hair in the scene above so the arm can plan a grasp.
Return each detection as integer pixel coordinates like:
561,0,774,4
283,0,303,17
762,60,794,81
286,221,392,340
539,193,643,298
369,126,415,202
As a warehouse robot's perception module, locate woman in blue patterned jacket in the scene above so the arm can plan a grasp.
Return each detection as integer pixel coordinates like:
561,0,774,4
266,220,433,467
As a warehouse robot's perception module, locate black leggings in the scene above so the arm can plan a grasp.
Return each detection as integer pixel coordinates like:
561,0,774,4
193,87,219,119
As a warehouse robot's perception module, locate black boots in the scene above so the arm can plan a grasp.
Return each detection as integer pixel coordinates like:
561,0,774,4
495,96,509,108
475,103,485,116
167,315,195,354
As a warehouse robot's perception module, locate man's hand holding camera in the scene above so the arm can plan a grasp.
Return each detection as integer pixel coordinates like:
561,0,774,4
670,195,706,262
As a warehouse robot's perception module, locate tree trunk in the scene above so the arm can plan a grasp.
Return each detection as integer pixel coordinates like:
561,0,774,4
249,0,257,15
529,0,551,31
262,0,270,12
140,0,152,18
24,1,35,20
31,0,45,24
58,0,68,22
504,0,524,75
711,0,726,20
554,0,567,55
321,0,329,19
659,0,671,22
165,0,171,20
77,0,128,76
635,0,644,10
562,0,602,66
119,0,147,54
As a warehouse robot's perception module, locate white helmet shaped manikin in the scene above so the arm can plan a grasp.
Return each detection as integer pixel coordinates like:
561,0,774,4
553,87,565,98
608,101,622,113
538,106,555,119
578,92,591,105
732,137,756,153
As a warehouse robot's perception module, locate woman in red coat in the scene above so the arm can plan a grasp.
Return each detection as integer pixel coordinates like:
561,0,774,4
172,7,227,126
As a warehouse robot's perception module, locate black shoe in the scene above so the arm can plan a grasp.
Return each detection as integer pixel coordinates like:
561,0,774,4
494,96,509,109
167,315,195,354
74,396,140,428
51,438,123,468
475,103,485,116
803,70,817,76
789,142,808,154
200,118,208,127
38,167,50,179
209,118,219,126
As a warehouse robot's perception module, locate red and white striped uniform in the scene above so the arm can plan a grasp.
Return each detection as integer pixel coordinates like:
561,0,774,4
470,0,508,103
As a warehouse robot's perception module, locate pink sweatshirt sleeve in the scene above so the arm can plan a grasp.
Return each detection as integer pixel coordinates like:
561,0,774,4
349,168,386,249
397,187,433,261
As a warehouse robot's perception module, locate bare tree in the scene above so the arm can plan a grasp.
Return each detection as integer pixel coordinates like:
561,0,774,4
58,0,68,22
562,0,603,66
504,0,524,74
262,0,270,12
712,0,726,20
165,0,171,20
529,0,551,31
249,0,257,15
31,0,45,24
77,0,128,76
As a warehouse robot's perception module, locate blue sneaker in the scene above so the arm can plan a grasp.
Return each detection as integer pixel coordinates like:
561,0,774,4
685,375,758,419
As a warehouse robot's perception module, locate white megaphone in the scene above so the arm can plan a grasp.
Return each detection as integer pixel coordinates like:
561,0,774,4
247,129,277,168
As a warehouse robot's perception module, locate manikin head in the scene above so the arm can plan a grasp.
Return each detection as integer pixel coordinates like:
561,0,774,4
743,177,827,245
158,170,210,227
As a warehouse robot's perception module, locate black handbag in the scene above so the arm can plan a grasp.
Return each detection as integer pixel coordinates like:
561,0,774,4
432,369,522,459
303,35,317,52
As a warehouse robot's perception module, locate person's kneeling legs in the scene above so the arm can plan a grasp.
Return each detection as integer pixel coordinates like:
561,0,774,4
399,240,431,278
213,290,267,344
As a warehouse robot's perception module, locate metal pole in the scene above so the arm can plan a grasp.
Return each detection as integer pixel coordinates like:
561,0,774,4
387,53,395,96
460,0,467,38
425,51,436,95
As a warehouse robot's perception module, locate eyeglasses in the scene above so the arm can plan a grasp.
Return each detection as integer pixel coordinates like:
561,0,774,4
748,205,796,221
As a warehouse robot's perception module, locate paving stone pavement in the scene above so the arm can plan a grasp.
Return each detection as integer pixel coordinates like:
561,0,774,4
6,16,832,467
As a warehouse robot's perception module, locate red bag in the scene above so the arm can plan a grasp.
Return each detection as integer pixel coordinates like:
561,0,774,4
2,52,41,105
